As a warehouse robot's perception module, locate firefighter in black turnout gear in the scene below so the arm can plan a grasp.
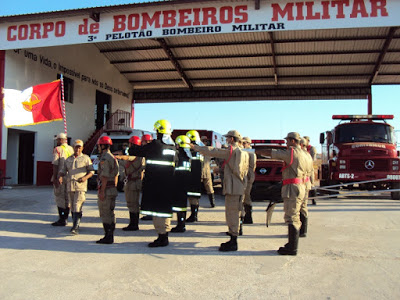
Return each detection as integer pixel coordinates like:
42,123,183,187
128,119,177,247
186,130,204,223
171,135,192,233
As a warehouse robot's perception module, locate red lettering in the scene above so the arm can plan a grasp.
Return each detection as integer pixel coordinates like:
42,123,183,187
306,2,321,20
234,6,248,23
178,9,192,26
192,8,201,25
18,25,28,40
370,0,388,17
271,3,294,21
128,14,140,30
42,22,54,39
78,19,89,35
7,26,17,41
141,12,161,30
162,10,176,27
219,6,233,24
350,0,369,18
29,23,41,39
113,15,126,32
331,0,349,19
296,2,304,20
54,21,65,37
90,23,99,34
321,1,330,19
202,7,218,25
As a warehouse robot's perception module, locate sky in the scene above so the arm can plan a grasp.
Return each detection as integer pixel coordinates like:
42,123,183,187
2,1,400,150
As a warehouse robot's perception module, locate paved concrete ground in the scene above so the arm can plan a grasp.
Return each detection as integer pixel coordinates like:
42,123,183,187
1,186,400,300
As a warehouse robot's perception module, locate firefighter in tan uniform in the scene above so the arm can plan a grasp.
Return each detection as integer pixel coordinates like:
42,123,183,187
257,132,307,255
96,136,119,244
299,138,314,238
201,136,216,208
115,136,145,231
59,139,94,234
304,136,317,205
190,130,249,252
51,133,74,226
242,137,256,224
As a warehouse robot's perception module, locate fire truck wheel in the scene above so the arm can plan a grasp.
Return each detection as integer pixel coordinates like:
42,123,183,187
391,182,400,200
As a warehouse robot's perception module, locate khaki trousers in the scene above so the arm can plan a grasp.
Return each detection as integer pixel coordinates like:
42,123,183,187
54,181,69,209
124,189,140,213
98,193,116,224
68,191,86,212
283,185,305,230
153,217,171,234
243,179,254,206
202,176,214,194
225,194,242,237
188,197,200,206
300,187,310,218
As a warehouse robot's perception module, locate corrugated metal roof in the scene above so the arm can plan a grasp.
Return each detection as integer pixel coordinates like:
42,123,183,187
93,26,400,102
2,1,400,103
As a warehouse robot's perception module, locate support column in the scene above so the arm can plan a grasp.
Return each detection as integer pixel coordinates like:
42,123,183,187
367,93,372,115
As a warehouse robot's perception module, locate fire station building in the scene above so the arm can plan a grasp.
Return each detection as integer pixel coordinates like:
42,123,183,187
1,0,400,186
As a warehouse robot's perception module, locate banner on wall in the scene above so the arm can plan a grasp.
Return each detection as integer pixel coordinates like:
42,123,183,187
1,0,399,50
2,80,63,127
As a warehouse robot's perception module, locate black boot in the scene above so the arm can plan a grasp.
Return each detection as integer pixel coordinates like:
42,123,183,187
300,213,308,237
123,212,139,231
96,223,115,244
208,194,215,208
70,212,82,235
171,211,186,232
148,233,169,247
243,204,253,224
186,205,198,223
141,215,153,221
52,207,69,226
239,216,244,236
219,236,238,252
277,225,299,256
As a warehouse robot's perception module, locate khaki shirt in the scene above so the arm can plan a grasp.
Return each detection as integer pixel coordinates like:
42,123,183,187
271,145,307,199
52,142,74,180
120,157,145,190
61,154,94,192
245,150,257,183
194,143,248,196
201,155,212,179
302,149,314,190
98,150,119,179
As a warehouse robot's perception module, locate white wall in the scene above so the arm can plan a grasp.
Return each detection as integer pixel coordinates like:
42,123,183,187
2,43,133,182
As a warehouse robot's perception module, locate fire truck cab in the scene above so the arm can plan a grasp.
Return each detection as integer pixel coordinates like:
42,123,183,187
250,139,286,201
319,115,400,200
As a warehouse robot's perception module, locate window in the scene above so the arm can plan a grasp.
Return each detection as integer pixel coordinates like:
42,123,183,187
57,74,74,103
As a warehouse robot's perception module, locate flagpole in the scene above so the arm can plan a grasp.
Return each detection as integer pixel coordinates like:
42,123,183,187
60,74,67,135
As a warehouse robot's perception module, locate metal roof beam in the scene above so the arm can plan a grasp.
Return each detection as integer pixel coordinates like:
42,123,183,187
132,87,372,103
369,27,399,85
155,38,193,89
121,61,400,74
110,49,400,64
99,36,400,53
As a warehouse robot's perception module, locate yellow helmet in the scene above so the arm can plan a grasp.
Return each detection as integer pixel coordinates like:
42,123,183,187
154,119,171,134
175,135,191,148
186,130,200,143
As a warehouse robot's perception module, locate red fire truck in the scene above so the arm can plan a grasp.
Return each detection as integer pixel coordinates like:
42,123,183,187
251,139,286,200
319,115,400,200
